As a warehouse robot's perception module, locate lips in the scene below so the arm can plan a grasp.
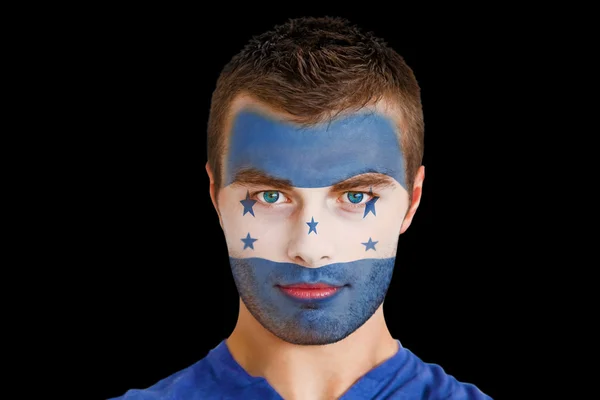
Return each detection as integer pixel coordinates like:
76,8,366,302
277,282,345,300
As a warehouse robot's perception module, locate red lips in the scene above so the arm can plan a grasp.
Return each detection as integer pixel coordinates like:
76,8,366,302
277,283,342,299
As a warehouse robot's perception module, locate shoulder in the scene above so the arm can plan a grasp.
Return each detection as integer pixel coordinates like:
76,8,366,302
381,347,493,399
415,360,492,399
108,355,220,400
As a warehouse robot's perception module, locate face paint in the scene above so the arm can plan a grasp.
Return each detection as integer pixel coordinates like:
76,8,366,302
225,110,406,189
230,258,394,345
240,190,257,217
306,217,318,234
219,107,408,345
363,189,379,218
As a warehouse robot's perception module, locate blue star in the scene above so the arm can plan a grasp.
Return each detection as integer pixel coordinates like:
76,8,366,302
241,233,258,250
363,189,379,218
306,217,318,235
240,190,257,217
361,237,378,251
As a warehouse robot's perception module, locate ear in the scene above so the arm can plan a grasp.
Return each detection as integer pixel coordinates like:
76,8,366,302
400,165,425,235
205,162,223,229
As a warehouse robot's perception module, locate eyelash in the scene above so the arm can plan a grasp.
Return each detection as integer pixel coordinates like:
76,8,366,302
249,190,378,209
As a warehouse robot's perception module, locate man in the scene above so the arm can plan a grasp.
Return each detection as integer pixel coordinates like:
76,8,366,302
112,16,492,399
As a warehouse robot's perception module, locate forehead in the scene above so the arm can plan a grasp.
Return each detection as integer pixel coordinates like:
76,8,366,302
224,107,406,189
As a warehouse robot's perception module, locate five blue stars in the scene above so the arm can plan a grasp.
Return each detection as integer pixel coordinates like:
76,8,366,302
239,187,381,250
362,237,378,251
240,190,257,217
241,233,258,250
363,188,379,218
306,217,318,234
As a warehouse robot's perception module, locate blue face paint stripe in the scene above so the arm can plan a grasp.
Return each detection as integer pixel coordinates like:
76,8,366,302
226,110,406,189
229,256,395,344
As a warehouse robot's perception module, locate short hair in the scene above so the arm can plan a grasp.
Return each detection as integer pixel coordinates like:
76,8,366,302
207,16,424,201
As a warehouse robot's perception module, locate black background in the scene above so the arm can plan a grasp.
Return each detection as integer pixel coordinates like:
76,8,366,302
62,6,540,400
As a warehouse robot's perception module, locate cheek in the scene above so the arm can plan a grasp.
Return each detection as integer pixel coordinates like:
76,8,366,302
221,206,295,258
333,202,405,257
219,190,293,257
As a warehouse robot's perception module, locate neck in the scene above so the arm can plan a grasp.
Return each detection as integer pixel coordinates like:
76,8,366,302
226,299,399,400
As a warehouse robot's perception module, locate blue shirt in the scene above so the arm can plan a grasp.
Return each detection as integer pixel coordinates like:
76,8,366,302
110,340,492,399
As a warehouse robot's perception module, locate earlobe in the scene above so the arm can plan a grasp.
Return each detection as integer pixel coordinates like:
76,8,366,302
205,161,215,184
399,165,425,235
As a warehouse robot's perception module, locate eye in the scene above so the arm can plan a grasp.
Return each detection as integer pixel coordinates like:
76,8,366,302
256,190,288,205
341,191,373,205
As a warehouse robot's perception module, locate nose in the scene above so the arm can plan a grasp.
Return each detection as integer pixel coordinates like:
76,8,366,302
286,213,335,268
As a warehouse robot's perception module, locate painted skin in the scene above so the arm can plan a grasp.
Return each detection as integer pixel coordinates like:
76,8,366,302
218,108,409,345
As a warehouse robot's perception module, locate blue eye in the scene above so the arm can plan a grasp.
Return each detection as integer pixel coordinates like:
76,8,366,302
263,191,280,203
347,192,364,204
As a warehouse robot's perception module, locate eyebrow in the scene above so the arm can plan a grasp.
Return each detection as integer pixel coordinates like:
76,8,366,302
229,168,396,192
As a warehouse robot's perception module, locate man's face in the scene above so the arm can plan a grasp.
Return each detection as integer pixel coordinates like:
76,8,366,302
216,100,410,345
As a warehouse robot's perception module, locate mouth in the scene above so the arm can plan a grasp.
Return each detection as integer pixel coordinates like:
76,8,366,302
276,282,346,300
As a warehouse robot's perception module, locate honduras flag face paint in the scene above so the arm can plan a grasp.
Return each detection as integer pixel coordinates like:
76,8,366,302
218,101,410,345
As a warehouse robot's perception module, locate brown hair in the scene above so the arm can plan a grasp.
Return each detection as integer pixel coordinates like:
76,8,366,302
207,16,424,201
